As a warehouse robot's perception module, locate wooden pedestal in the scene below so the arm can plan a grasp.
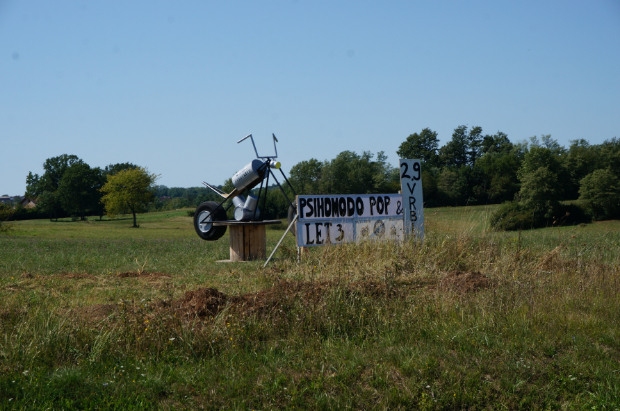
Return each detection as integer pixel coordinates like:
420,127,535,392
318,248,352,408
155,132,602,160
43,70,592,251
229,224,265,261
213,220,281,262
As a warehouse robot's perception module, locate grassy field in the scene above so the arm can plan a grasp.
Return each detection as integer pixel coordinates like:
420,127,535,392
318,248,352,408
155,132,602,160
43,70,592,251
1,207,619,409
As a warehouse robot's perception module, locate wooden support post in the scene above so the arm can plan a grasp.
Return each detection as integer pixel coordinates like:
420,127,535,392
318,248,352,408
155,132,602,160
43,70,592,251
229,224,266,261
214,220,280,262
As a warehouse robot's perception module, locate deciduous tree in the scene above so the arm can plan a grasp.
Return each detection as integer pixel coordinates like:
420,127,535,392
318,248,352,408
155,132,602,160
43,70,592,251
25,154,84,219
320,151,396,195
439,125,469,168
104,162,138,176
439,125,484,167
100,167,158,228
579,168,620,220
26,154,83,196
518,166,562,218
289,159,323,195
57,163,103,220
481,132,513,155
396,128,440,167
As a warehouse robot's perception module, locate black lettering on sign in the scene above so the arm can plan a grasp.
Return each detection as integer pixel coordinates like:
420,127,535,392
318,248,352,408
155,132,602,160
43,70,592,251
369,196,376,216
347,197,355,217
299,198,306,217
373,220,385,236
400,162,411,180
317,198,324,218
325,197,331,217
305,223,314,245
331,198,340,217
338,197,346,216
355,197,364,215
383,196,391,215
306,198,314,218
315,223,323,245
324,222,332,243
335,224,344,241
409,196,416,211
377,196,384,214
410,210,417,222
407,182,416,195
396,200,403,215
412,162,421,181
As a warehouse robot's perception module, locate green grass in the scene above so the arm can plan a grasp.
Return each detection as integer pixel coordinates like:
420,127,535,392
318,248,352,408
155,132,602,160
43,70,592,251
6,209,217,239
427,204,620,264
1,207,619,409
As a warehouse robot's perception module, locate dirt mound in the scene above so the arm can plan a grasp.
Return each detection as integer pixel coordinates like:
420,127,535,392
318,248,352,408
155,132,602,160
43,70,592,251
171,280,409,319
66,277,441,325
169,288,229,318
440,271,491,293
163,281,337,319
117,271,172,279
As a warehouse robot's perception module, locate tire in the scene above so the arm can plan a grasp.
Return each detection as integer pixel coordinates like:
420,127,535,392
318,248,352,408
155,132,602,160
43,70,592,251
194,201,227,241
287,199,298,236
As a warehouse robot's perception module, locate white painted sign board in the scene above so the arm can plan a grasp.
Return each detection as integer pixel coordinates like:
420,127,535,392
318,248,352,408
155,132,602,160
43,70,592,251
295,194,405,247
399,159,424,240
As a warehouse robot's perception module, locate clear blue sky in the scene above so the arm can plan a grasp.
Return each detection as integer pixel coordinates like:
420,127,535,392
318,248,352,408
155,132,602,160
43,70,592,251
2,0,619,195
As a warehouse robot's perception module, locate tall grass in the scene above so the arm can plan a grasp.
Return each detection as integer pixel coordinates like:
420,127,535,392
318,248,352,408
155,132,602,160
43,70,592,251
1,224,620,409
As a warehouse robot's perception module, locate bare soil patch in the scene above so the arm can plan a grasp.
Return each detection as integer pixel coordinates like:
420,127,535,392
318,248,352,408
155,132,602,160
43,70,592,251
156,282,326,320
168,287,229,317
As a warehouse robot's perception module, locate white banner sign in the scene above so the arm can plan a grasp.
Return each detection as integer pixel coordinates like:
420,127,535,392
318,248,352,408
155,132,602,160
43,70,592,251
399,159,424,240
296,194,404,247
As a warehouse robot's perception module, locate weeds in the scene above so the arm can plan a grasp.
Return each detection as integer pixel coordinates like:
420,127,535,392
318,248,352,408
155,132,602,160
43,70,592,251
134,256,149,275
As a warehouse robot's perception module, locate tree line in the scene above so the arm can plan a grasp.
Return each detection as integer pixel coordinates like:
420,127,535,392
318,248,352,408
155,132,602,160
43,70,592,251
22,155,140,220
9,125,620,230
150,185,224,211
7,156,155,225
4,154,225,222
395,127,620,228
259,126,619,228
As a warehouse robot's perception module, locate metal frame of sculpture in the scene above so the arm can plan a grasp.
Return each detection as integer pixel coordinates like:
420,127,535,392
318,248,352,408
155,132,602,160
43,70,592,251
193,134,297,241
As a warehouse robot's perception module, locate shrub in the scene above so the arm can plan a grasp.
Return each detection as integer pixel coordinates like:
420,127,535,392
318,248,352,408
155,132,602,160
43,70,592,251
0,204,50,221
0,205,12,222
555,203,591,226
490,201,540,231
518,166,562,218
579,169,620,221
490,201,590,231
